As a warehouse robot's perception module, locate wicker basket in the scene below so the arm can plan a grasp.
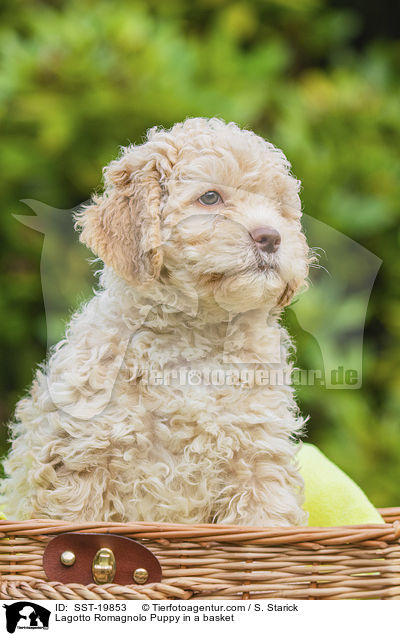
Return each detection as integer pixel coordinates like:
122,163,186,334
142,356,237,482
1,508,400,601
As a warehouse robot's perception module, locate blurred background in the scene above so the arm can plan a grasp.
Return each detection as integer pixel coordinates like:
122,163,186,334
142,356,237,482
1,0,399,506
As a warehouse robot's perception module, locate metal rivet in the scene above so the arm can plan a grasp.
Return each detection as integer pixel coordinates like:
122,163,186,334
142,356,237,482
133,568,149,584
60,550,76,566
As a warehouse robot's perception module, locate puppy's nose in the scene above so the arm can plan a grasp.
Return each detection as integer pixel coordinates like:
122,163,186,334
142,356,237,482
250,226,281,253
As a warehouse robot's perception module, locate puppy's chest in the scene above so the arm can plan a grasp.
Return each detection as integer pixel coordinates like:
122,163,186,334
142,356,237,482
126,325,227,383
115,331,286,472
133,319,228,353
121,325,282,431
136,381,252,465
126,331,247,401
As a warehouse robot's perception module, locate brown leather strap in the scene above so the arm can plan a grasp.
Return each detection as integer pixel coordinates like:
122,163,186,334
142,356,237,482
43,533,162,585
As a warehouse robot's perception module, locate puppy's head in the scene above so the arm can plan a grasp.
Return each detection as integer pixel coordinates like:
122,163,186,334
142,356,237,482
76,118,309,312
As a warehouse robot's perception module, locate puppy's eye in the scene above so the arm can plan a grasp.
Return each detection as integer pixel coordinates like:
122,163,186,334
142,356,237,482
198,191,222,205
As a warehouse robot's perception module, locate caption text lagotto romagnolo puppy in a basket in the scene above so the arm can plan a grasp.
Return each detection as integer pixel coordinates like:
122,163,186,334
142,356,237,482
1,118,312,525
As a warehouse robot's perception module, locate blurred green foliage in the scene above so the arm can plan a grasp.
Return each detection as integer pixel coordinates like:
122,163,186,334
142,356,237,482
1,0,399,505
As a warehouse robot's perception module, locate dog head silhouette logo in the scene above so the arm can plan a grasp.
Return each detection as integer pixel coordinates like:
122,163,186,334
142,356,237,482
3,602,50,633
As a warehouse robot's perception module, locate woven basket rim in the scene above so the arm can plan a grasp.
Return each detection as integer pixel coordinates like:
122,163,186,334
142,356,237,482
0,508,399,546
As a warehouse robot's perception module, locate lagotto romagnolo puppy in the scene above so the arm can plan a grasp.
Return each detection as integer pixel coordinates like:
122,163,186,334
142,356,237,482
2,118,311,525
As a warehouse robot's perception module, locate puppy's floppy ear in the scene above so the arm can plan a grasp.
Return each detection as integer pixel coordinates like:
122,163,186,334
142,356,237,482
75,142,172,284
277,220,310,308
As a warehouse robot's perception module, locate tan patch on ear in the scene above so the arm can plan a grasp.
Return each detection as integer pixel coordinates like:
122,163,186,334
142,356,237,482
277,281,297,308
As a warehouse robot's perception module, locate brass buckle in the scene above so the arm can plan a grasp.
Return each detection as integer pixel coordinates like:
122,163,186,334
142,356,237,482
92,547,116,584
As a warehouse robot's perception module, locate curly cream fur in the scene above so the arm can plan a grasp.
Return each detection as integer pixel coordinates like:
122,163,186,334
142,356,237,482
2,118,310,525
